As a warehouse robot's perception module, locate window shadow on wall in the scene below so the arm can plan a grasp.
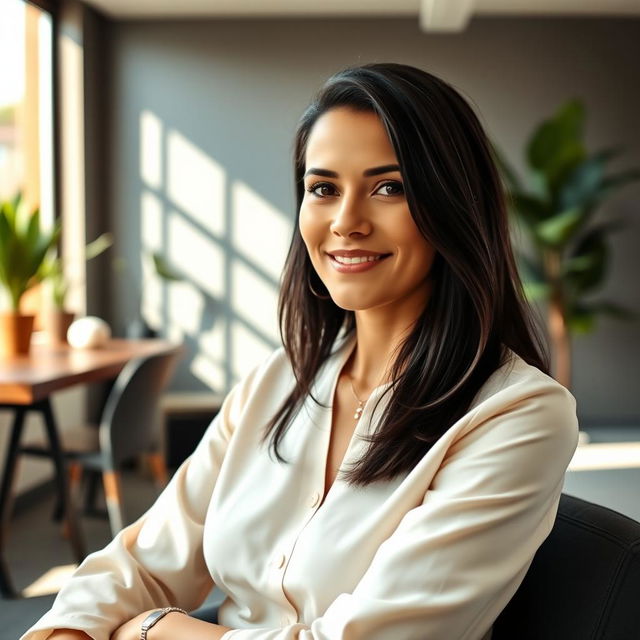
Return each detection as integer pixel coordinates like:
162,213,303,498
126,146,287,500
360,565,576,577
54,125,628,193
135,109,293,392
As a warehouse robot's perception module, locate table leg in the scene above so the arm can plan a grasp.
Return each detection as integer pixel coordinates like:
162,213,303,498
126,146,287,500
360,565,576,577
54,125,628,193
40,399,86,563
0,400,87,598
0,407,27,598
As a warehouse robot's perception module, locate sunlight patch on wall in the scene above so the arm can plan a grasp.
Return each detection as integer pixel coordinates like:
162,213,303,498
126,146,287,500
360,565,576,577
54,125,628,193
167,129,225,238
141,189,163,251
166,322,184,344
231,180,292,282
140,110,163,190
167,282,205,336
231,260,279,343
168,210,225,298
231,322,273,383
136,116,295,391
141,251,162,329
192,320,227,390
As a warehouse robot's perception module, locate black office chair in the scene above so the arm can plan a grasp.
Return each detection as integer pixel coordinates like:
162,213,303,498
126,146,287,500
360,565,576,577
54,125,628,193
22,347,182,537
191,494,640,639
493,493,640,639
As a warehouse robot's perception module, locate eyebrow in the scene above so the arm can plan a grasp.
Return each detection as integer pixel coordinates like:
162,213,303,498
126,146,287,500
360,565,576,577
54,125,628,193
303,164,401,178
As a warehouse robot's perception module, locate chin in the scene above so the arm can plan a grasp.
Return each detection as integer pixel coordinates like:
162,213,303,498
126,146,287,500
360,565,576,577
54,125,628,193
327,293,381,312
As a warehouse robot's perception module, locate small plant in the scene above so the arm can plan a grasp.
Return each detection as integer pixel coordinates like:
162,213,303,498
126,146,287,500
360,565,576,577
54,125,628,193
39,232,114,310
0,193,60,312
495,100,640,387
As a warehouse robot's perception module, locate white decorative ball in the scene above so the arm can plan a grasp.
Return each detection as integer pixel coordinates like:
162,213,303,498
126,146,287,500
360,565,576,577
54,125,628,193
67,316,111,349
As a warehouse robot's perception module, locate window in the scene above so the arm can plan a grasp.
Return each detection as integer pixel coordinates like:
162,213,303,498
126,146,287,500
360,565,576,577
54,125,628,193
0,0,55,312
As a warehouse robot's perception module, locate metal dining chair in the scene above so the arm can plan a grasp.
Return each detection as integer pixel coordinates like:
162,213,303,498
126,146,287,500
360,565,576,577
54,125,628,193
21,347,182,537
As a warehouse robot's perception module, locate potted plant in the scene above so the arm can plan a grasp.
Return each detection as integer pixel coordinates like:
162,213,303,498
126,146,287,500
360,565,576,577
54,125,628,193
0,193,60,356
495,100,640,388
38,232,113,345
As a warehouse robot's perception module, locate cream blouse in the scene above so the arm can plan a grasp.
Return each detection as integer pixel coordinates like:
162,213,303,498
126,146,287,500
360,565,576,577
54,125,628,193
22,334,578,640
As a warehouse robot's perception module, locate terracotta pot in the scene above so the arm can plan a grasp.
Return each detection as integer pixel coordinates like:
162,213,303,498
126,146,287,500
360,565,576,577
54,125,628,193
41,310,75,346
0,312,35,358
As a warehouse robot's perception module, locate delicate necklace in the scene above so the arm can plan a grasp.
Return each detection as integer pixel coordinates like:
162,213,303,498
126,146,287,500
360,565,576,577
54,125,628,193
348,375,369,421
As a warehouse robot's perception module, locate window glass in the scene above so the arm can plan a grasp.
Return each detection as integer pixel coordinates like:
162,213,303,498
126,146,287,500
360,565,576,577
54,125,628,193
0,0,55,312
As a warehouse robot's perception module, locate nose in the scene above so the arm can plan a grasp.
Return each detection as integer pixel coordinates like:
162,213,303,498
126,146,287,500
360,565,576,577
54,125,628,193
329,193,372,238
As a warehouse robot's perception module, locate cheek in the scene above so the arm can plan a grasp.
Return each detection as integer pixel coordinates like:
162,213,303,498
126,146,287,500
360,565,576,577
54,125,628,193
397,230,436,276
298,207,322,252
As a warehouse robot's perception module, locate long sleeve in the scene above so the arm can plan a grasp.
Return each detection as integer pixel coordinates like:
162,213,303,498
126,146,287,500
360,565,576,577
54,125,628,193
19,339,579,640
20,365,256,640
220,374,579,640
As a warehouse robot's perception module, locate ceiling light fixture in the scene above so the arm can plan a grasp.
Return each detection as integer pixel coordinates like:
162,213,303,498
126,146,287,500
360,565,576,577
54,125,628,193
420,0,476,32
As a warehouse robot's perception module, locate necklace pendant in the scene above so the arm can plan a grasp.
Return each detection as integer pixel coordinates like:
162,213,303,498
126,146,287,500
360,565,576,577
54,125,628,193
354,402,364,420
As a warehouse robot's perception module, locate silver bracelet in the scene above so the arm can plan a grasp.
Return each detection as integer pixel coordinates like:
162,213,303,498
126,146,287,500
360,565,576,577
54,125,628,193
140,607,188,640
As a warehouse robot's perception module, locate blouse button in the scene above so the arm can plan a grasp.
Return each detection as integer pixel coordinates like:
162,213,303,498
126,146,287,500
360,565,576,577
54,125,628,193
309,492,321,508
275,553,286,569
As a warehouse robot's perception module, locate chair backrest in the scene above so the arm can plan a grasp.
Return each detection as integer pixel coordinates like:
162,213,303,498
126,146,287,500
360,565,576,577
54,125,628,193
493,493,640,640
99,347,181,469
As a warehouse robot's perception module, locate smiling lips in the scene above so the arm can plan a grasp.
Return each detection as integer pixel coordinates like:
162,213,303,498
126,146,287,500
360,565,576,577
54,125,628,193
326,249,391,273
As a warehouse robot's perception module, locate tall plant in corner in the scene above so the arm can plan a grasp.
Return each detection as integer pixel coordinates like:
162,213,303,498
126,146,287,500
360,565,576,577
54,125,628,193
496,100,640,388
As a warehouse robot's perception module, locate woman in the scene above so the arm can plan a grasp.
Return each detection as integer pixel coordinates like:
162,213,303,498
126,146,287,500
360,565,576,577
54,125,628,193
23,63,578,640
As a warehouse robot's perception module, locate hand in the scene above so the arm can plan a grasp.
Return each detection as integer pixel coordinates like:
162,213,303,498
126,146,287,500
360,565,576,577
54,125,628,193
110,609,156,640
110,609,232,640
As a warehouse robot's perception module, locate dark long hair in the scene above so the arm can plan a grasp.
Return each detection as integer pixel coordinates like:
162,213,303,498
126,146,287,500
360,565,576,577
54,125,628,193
262,62,549,485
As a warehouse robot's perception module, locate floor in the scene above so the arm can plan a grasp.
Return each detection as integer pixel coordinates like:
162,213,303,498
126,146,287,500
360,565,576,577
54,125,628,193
2,425,639,640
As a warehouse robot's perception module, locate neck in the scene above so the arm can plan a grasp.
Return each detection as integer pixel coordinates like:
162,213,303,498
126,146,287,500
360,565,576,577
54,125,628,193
346,280,432,394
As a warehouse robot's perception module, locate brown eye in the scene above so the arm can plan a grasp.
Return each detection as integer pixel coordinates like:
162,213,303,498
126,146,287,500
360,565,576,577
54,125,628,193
307,182,337,198
375,181,404,197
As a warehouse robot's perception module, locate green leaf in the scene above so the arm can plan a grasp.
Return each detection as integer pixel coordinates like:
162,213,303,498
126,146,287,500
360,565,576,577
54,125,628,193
517,252,549,301
526,100,587,190
85,232,113,261
557,148,620,211
53,274,68,309
563,227,609,294
5,193,20,228
510,192,550,221
10,192,22,217
0,195,61,309
15,199,34,236
522,280,550,301
566,306,597,334
534,208,584,247
528,170,550,202
37,253,62,280
151,252,183,281
0,213,11,282
26,208,42,249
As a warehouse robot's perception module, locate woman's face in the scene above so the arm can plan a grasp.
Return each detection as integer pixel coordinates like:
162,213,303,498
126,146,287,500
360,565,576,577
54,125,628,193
299,107,436,316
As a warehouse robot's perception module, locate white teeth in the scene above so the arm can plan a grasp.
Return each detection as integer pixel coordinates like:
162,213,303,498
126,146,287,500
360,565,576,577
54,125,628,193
333,255,382,264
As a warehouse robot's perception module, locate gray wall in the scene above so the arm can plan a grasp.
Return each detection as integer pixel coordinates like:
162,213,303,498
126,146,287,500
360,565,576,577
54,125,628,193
103,16,640,423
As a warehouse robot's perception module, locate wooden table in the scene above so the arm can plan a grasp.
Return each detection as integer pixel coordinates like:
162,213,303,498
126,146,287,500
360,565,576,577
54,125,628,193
0,338,183,598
